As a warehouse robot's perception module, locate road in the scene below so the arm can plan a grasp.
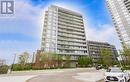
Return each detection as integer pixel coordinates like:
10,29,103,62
26,68,104,82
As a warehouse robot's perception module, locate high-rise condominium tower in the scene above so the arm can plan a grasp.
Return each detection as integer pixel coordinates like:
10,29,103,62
124,0,130,13
106,0,130,47
41,5,88,59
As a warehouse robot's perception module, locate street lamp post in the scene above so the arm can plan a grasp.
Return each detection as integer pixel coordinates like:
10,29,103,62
10,54,16,74
31,52,35,69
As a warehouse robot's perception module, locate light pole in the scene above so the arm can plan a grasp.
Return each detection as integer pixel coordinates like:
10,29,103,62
10,54,16,74
117,50,123,68
31,52,35,69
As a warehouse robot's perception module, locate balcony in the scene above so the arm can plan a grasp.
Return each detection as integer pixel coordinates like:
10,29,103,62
58,24,84,33
58,29,85,36
58,33,86,39
57,37,86,43
57,41,87,47
58,18,84,26
57,52,87,56
58,15,83,23
58,21,84,29
57,47,87,51
58,11,83,20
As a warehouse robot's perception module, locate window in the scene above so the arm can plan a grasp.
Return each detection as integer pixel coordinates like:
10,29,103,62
46,43,50,47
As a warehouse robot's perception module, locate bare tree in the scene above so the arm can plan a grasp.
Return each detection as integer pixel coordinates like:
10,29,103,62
19,52,29,65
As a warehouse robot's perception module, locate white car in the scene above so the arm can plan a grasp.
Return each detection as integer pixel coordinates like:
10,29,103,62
104,67,130,82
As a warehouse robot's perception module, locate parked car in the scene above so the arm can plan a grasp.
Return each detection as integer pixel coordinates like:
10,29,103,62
95,64,102,70
104,67,130,82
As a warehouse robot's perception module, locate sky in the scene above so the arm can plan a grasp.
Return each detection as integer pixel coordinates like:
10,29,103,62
0,0,121,64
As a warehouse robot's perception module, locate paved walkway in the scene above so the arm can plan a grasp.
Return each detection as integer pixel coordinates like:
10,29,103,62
0,75,37,82
0,69,64,82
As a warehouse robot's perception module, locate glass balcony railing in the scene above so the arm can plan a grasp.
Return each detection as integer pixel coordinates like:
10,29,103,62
58,15,83,24
57,47,87,51
58,29,85,36
57,52,87,56
58,21,84,28
58,18,84,26
58,33,86,39
57,42,87,46
58,24,84,32
57,37,86,43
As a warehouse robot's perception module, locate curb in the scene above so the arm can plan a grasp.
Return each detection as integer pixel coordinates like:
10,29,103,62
25,75,41,82
96,78,104,82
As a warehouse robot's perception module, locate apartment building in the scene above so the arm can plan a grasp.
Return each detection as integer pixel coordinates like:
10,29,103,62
124,0,130,13
41,5,88,62
106,0,130,47
87,40,118,62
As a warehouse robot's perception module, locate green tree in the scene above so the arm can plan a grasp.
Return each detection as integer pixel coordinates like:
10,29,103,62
57,55,63,68
39,52,63,68
100,48,113,67
18,51,30,70
84,56,92,67
64,55,71,67
77,56,92,67
120,45,130,67
0,65,9,74
78,56,84,67
51,53,58,67
96,59,103,65
39,52,48,68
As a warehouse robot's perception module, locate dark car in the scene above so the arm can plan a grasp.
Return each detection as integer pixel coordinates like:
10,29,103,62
96,64,102,70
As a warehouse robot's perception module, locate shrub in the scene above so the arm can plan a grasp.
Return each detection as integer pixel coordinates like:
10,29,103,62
12,63,33,71
77,56,92,67
0,65,9,74
122,66,130,70
12,64,22,71
24,63,32,70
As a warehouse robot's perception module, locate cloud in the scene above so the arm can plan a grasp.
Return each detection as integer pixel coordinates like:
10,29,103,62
0,0,46,63
0,0,47,37
0,40,39,64
85,24,122,50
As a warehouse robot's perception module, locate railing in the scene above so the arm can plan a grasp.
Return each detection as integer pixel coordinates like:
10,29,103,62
58,33,85,39
57,47,87,51
58,29,85,36
57,37,86,43
57,42,86,46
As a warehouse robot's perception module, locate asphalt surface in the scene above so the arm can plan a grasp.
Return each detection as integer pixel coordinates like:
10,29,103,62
26,68,104,82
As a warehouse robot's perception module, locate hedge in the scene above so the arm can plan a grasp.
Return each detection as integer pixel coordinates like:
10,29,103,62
0,65,9,74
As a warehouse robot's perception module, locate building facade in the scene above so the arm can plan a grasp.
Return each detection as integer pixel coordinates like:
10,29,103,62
87,40,118,62
41,5,88,60
124,0,130,13
106,0,130,47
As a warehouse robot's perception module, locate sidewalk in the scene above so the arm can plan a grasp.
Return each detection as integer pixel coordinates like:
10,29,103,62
0,75,37,82
0,69,64,82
